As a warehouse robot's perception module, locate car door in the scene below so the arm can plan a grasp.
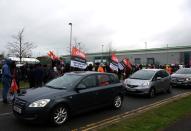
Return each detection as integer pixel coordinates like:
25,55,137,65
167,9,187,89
95,74,115,107
153,71,164,93
72,75,97,112
161,70,171,91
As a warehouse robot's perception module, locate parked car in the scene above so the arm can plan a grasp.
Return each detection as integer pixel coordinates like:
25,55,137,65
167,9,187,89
171,68,191,87
123,69,171,97
13,71,125,126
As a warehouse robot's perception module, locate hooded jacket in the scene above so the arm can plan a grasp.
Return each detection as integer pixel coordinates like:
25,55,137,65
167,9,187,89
2,59,12,79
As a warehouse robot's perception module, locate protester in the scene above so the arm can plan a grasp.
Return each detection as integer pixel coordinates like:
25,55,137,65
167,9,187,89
105,63,111,73
87,64,93,71
34,64,44,87
28,65,35,88
9,62,19,101
48,67,59,80
42,65,49,84
2,59,12,103
166,65,173,74
97,63,105,72
10,61,20,93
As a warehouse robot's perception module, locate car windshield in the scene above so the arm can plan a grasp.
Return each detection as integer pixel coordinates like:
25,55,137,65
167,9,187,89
129,70,155,80
45,74,82,89
175,68,191,74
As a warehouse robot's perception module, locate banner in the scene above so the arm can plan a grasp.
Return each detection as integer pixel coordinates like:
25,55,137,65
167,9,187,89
71,47,86,59
109,53,119,72
118,62,124,70
119,58,132,71
70,47,87,69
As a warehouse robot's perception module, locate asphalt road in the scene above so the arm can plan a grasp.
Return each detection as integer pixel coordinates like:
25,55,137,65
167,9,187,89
0,87,190,131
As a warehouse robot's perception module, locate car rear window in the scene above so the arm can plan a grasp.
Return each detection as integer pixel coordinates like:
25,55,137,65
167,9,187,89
97,74,110,86
109,74,120,84
81,75,97,88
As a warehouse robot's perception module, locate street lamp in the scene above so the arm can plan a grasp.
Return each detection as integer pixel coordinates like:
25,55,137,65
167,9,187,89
69,23,72,57
166,44,169,64
78,42,80,50
101,44,104,63
145,42,147,65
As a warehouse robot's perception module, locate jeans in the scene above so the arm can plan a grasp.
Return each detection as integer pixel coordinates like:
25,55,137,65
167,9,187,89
2,77,11,102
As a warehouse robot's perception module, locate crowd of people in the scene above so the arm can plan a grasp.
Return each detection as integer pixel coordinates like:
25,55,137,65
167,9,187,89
0,58,188,104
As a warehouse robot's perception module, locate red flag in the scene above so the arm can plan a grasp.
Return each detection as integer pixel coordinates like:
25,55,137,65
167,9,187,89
47,51,54,59
123,58,132,70
47,51,60,60
111,53,119,63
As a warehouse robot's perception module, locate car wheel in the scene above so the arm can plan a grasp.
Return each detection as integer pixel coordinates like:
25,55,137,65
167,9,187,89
50,105,68,126
113,95,122,109
149,88,155,98
167,85,172,93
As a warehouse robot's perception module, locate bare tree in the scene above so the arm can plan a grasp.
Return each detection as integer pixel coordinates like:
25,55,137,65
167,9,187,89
7,28,36,63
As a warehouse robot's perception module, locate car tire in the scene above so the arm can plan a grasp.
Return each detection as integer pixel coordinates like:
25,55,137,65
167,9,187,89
113,95,123,109
148,88,155,98
50,105,68,126
167,85,172,93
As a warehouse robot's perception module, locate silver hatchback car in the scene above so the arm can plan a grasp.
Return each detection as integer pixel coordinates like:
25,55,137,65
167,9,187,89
123,69,171,97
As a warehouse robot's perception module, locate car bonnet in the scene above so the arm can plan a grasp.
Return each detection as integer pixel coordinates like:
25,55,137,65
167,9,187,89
126,78,150,86
16,87,67,103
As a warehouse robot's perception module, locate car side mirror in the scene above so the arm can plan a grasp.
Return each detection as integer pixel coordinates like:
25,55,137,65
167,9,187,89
76,84,86,90
156,77,162,80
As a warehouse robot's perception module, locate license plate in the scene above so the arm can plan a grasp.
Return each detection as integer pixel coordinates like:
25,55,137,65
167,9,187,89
13,106,22,114
127,88,136,91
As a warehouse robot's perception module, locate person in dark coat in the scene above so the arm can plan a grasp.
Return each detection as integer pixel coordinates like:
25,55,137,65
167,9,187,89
48,67,59,81
34,64,44,87
28,65,35,88
42,65,49,84
87,64,93,71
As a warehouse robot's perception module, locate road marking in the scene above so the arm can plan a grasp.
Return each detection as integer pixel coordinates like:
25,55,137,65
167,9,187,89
76,92,191,131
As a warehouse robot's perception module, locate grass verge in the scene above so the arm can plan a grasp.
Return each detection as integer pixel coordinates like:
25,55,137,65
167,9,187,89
100,95,191,131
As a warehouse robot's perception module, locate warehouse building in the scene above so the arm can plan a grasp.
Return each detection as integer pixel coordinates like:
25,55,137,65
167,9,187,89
62,45,191,66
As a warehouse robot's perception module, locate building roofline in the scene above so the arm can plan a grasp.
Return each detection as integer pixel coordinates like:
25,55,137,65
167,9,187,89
61,45,191,57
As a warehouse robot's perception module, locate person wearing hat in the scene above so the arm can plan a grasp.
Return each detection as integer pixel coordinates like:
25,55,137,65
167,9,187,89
2,59,12,103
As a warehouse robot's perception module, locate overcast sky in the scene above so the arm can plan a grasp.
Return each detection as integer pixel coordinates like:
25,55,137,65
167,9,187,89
0,0,191,56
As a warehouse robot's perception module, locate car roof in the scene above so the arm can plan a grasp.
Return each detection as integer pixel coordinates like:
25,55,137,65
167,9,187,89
141,69,164,72
179,68,191,70
66,71,114,76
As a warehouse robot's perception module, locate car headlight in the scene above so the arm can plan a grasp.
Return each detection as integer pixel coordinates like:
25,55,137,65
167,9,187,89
142,82,150,87
185,78,191,81
29,99,50,107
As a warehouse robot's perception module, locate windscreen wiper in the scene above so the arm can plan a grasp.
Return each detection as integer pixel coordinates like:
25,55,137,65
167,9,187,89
45,85,65,90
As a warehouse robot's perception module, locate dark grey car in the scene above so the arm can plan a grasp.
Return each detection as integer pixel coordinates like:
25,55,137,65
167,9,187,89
13,71,125,126
171,68,191,87
123,69,171,97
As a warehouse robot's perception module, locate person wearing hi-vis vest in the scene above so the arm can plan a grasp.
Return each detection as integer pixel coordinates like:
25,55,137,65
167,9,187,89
97,63,105,72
